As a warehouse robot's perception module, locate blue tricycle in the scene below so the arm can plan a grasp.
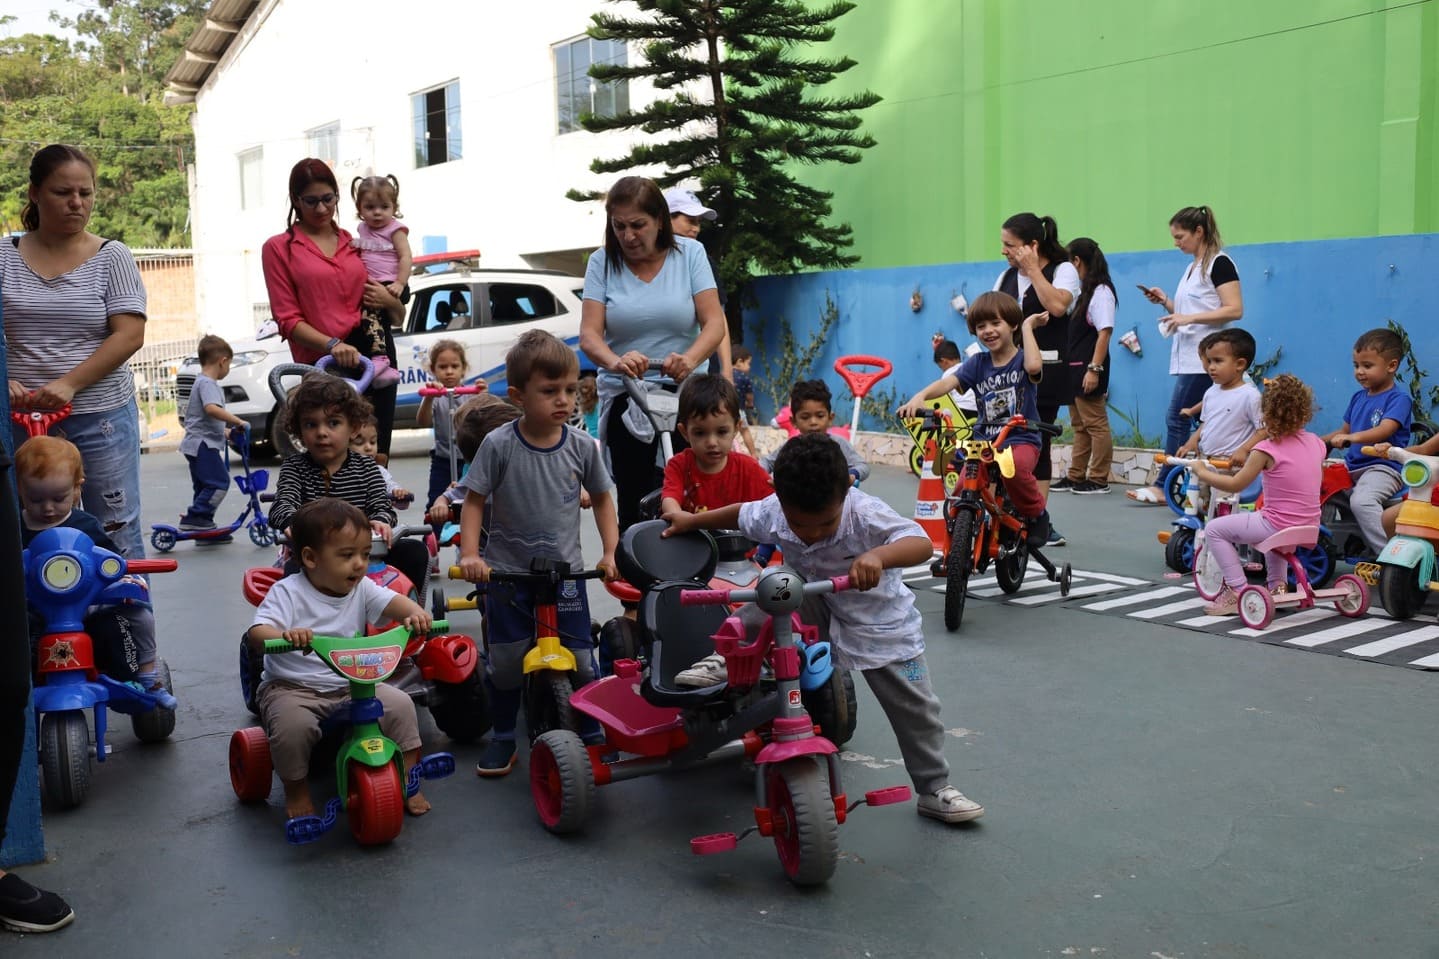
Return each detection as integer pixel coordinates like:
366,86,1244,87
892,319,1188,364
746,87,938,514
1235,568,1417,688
26,526,179,809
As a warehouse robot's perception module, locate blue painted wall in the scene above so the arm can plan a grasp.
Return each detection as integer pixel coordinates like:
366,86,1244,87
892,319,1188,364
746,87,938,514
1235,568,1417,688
744,234,1439,441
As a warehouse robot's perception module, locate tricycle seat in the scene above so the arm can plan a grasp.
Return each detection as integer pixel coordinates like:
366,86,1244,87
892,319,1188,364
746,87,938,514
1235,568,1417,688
1256,525,1320,555
616,521,718,592
640,582,731,708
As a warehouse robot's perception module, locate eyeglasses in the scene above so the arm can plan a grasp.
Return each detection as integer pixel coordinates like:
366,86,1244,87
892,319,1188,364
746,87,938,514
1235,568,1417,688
298,193,338,209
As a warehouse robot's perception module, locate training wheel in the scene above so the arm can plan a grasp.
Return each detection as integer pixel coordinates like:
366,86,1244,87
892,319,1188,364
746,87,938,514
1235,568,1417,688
1058,563,1073,596
1331,573,1369,618
1237,586,1274,629
864,786,913,807
691,832,738,855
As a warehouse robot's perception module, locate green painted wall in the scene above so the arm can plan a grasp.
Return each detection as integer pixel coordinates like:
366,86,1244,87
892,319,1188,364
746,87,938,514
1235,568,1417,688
805,0,1439,266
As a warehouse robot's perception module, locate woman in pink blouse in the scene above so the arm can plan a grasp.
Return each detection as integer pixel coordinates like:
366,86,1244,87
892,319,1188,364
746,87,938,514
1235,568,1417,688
261,158,403,460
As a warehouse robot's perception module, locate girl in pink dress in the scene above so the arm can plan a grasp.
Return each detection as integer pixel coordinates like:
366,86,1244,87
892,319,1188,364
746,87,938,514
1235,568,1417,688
347,174,413,387
1186,374,1326,615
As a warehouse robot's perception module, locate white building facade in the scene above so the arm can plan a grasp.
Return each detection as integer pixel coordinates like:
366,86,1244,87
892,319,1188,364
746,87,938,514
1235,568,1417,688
170,0,672,341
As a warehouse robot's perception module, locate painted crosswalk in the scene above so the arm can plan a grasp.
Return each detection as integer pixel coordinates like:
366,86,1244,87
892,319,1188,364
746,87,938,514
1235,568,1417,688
904,558,1439,671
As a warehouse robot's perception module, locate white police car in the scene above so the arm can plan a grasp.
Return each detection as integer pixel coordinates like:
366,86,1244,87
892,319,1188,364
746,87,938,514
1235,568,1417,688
177,252,594,455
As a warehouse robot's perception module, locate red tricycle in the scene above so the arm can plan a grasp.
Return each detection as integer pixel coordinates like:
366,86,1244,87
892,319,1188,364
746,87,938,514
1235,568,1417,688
528,523,908,886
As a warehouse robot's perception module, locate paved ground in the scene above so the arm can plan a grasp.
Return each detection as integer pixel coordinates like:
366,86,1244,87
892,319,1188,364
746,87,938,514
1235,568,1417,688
9,434,1438,958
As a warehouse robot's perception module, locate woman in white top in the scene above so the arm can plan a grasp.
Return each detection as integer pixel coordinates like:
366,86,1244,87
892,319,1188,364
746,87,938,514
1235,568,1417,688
1127,205,1244,504
1,144,148,557
1055,237,1117,493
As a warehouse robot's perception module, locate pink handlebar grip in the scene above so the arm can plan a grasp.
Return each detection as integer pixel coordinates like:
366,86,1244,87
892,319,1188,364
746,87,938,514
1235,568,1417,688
418,385,485,397
829,575,850,592
680,588,732,606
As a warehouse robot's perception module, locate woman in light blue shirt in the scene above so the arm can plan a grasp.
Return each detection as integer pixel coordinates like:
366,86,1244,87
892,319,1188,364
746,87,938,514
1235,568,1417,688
580,176,726,530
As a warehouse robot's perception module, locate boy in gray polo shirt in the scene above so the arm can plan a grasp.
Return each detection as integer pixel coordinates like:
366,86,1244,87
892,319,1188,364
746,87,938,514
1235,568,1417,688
457,330,619,776
664,432,984,824
178,334,248,531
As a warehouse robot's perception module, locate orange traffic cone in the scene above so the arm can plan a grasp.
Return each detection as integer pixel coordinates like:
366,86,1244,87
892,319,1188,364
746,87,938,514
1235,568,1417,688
913,437,947,551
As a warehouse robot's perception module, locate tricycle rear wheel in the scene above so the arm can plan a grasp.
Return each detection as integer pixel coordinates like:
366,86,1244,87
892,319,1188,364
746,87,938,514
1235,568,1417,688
229,727,273,802
530,729,594,834
347,762,404,846
802,669,858,747
428,673,491,743
39,710,91,809
768,759,838,886
131,658,177,743
1378,562,1427,620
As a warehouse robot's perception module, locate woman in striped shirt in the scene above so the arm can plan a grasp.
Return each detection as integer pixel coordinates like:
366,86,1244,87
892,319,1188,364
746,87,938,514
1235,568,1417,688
2,144,148,559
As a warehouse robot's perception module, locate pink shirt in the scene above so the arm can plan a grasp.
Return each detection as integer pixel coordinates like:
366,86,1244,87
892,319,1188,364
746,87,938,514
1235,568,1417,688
353,220,408,282
1256,431,1325,529
261,226,366,364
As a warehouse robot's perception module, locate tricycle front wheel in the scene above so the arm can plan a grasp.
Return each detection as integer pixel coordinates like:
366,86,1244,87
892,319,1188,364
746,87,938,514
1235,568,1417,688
768,758,838,886
347,761,404,846
229,727,273,802
39,711,91,809
524,671,576,742
530,729,594,834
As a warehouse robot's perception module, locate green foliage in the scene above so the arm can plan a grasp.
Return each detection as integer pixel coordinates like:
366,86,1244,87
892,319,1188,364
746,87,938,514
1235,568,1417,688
858,384,903,434
752,291,839,414
571,0,880,336
0,3,204,246
1386,320,1439,417
1107,402,1162,449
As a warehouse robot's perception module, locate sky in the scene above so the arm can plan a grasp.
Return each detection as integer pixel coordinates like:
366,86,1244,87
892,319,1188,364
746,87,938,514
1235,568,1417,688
0,2,82,39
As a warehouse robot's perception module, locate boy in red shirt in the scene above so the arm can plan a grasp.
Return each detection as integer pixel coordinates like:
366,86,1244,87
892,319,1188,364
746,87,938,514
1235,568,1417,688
660,374,771,515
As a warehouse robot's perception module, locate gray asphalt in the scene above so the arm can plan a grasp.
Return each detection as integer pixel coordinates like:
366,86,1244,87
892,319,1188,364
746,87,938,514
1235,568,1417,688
11,434,1437,958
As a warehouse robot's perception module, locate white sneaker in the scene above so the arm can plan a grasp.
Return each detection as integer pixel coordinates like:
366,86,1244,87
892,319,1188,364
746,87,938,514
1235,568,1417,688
674,653,728,688
917,785,985,823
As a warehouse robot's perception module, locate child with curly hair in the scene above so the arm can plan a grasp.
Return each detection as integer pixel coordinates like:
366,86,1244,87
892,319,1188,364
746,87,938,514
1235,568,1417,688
1186,374,1326,615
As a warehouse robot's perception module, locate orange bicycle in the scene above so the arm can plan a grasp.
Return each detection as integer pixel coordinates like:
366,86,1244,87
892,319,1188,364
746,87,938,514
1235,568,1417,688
916,410,1072,630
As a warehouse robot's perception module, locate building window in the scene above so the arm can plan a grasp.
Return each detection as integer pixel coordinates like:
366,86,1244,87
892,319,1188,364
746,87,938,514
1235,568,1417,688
238,147,262,211
412,81,462,168
555,35,628,135
307,122,339,166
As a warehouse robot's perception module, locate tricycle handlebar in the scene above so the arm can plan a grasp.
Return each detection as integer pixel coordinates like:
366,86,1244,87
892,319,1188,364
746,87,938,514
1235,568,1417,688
126,559,178,574
417,385,484,398
447,565,609,585
680,574,850,607
261,619,448,655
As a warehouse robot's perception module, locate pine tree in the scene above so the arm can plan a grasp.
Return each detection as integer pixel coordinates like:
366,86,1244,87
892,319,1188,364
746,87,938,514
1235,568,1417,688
574,0,880,336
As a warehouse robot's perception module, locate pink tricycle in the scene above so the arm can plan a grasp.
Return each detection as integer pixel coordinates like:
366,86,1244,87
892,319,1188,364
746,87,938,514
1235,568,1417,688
529,526,910,886
1233,524,1370,630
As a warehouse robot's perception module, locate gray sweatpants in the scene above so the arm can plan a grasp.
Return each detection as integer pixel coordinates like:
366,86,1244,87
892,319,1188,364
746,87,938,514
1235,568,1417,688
744,597,951,795
1351,465,1404,555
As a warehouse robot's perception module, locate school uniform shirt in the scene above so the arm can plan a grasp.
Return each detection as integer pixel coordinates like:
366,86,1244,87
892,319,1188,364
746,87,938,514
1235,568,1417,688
1196,381,1262,457
179,373,227,455
661,449,771,513
737,488,925,671
1168,252,1239,376
253,574,395,692
1342,386,1412,472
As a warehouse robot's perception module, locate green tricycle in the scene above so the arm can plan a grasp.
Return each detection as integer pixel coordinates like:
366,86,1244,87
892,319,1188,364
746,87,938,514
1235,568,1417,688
228,621,457,846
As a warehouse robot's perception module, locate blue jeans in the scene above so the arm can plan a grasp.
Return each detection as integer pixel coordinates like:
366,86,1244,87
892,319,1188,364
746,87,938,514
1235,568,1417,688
13,398,145,558
1158,374,1212,491
183,444,230,523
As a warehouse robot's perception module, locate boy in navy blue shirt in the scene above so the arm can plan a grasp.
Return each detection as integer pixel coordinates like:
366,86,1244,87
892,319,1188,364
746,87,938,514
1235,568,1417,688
1321,328,1411,556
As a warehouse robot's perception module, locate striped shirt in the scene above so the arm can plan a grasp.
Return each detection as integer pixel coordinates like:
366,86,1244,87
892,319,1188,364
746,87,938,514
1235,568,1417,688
268,450,396,533
0,238,147,414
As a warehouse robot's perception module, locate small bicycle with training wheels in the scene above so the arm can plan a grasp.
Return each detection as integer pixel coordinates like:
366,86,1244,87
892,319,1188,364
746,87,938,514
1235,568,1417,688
915,409,1072,631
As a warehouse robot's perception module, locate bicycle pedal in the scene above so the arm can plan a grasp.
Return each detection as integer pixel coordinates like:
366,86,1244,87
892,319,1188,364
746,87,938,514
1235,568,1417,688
929,560,944,578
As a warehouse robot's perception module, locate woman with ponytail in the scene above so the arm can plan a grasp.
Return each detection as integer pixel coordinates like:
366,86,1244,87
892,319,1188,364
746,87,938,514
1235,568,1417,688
1128,205,1244,504
993,212,1081,544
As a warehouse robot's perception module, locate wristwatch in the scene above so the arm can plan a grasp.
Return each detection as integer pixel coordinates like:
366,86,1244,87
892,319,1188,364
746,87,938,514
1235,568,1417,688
1086,364,1104,373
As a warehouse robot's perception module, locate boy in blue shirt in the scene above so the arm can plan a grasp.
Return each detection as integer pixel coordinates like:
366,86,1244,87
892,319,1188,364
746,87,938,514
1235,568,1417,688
1321,328,1411,556
458,331,619,776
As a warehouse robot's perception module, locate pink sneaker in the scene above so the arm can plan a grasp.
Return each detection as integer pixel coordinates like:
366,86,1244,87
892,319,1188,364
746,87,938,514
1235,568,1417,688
369,355,401,388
